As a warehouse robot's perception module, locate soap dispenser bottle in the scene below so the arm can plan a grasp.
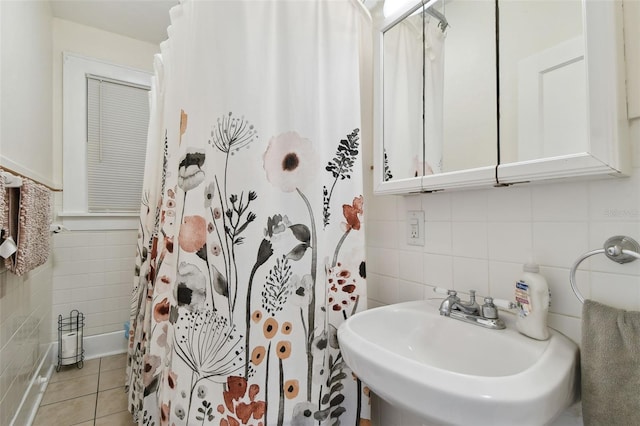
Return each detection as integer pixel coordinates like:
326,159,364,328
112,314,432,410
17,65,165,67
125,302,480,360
515,263,550,340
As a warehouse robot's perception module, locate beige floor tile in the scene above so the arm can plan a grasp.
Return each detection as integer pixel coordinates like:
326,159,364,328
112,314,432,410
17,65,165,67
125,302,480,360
98,368,125,391
33,393,96,426
41,373,99,405
100,353,127,372
73,421,95,426
50,358,100,383
95,410,136,426
96,387,128,418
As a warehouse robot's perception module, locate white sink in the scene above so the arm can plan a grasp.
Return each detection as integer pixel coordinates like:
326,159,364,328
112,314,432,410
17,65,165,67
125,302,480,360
338,299,579,426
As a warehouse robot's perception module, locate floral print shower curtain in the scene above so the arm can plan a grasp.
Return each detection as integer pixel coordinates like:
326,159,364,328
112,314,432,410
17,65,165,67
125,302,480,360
127,1,371,425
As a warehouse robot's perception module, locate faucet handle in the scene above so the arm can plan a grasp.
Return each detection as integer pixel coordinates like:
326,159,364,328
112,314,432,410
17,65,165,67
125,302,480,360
482,297,498,319
492,298,517,310
433,287,458,298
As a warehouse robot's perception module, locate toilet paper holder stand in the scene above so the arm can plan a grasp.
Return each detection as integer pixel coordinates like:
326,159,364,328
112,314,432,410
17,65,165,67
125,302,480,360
57,310,85,371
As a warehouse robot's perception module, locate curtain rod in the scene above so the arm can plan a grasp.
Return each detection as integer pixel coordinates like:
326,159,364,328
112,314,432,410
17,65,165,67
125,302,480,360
424,7,449,32
1,167,62,192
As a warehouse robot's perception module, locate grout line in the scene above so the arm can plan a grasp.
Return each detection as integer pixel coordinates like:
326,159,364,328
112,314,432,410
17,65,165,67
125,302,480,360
37,355,133,425
38,392,98,408
93,357,101,424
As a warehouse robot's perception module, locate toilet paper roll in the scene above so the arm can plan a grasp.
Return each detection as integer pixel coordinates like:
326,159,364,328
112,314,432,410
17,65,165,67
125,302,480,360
60,331,83,365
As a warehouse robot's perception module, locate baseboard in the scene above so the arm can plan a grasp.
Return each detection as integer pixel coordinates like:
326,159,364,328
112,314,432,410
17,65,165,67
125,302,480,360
12,331,128,425
51,330,128,363
11,343,54,426
83,330,128,360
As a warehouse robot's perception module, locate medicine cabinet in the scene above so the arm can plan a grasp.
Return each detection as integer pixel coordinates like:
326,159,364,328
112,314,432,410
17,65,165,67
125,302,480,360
373,0,629,195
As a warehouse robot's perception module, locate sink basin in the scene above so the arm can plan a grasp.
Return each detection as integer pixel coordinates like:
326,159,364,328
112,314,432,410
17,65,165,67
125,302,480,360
338,299,579,426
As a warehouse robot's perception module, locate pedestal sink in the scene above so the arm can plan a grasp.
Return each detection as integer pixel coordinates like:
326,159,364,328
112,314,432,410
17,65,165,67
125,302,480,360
338,299,579,426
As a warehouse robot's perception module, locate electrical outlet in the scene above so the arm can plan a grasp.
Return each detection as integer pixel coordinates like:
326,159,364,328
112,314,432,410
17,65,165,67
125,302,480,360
406,210,425,246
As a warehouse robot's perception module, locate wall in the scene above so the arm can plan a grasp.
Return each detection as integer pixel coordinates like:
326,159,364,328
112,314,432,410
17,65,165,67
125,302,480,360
0,0,54,187
0,1,54,424
0,263,53,425
49,18,159,341
50,229,137,341
51,17,159,187
363,3,640,424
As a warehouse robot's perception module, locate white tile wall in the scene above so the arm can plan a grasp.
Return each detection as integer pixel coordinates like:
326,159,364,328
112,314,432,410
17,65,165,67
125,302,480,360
366,121,640,342
51,230,137,341
0,261,52,426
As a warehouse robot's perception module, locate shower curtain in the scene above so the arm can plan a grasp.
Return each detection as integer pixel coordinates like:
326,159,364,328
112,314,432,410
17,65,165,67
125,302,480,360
424,16,446,174
383,13,445,178
383,15,423,180
127,1,371,425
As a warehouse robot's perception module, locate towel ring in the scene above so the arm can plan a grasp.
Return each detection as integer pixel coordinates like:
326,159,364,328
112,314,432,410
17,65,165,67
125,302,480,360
569,235,640,303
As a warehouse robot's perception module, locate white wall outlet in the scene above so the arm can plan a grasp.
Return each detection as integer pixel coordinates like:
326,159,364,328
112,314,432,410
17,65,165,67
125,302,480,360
406,210,425,246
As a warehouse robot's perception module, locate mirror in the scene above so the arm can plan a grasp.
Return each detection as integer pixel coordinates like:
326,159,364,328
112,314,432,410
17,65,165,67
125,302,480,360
382,3,424,182
377,0,498,193
497,0,629,183
440,0,496,173
374,0,628,194
499,0,585,164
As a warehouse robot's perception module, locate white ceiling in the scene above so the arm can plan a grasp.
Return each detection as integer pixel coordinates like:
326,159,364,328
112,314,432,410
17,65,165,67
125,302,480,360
50,0,178,44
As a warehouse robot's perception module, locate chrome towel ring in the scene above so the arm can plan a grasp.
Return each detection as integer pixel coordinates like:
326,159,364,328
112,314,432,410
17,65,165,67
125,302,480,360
569,236,640,303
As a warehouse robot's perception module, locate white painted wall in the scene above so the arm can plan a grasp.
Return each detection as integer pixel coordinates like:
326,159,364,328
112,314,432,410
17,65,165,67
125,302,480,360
51,17,159,187
0,0,54,187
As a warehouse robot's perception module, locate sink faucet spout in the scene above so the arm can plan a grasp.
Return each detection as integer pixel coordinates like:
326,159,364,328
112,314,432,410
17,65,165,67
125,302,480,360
439,290,460,316
451,290,480,315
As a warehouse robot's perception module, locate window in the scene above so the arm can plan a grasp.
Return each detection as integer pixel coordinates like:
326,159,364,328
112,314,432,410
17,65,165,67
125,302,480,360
86,76,149,212
62,52,152,230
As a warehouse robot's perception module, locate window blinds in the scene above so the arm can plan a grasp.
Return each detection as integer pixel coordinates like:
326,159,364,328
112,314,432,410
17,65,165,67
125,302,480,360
86,76,149,213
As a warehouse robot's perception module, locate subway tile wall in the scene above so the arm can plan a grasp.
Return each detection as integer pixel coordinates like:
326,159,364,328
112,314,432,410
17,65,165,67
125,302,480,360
0,261,53,425
365,121,640,347
363,121,640,425
51,230,137,341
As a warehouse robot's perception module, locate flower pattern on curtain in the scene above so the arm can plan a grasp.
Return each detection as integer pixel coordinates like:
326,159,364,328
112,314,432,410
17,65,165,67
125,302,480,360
127,1,371,425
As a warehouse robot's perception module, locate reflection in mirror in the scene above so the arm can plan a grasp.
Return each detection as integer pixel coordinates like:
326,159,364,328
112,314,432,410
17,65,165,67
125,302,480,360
382,3,424,181
441,0,496,173
499,0,584,163
381,0,496,183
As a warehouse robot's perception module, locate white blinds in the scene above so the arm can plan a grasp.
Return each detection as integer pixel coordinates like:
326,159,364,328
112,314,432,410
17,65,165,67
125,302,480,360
87,76,149,212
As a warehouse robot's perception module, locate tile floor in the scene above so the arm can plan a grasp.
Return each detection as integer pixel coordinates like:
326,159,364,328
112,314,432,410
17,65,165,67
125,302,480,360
33,353,136,426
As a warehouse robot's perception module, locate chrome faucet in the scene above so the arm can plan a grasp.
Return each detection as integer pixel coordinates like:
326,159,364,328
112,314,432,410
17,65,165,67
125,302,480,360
451,290,480,316
439,289,480,316
437,288,507,330
439,290,460,316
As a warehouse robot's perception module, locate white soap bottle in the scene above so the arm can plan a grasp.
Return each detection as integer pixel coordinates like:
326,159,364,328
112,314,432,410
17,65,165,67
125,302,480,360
515,263,550,340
